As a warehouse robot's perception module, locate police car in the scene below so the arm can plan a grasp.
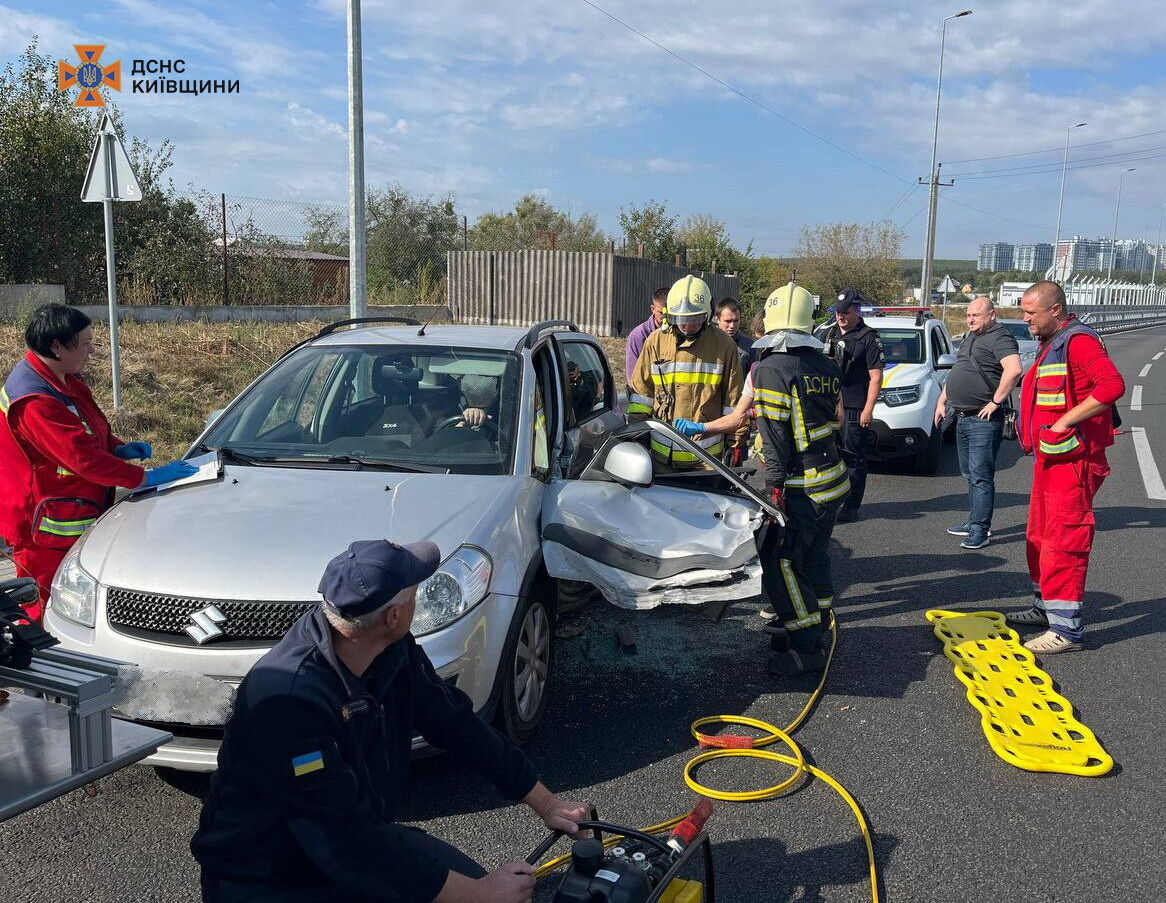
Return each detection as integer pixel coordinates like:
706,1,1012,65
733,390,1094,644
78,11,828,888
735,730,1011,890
821,310,956,474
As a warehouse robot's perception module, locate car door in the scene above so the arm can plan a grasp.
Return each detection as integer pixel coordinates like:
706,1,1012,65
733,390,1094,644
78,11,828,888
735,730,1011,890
551,335,625,478
540,419,784,610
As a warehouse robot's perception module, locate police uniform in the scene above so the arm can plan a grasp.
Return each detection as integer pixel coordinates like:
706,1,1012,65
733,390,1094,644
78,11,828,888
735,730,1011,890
192,542,539,903
751,343,849,670
820,294,884,518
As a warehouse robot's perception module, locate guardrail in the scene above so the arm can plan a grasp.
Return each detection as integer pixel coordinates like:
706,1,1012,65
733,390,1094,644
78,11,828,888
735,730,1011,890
1074,305,1166,335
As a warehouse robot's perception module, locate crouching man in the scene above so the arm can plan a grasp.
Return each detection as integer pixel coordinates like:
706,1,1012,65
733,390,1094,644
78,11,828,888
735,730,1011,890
192,539,587,903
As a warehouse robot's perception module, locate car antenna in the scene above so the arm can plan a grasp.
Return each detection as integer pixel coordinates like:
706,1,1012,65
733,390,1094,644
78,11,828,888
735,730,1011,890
417,305,444,337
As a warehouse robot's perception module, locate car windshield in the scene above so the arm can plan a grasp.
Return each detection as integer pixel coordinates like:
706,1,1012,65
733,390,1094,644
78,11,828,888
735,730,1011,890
1002,322,1034,342
201,344,521,475
874,328,924,364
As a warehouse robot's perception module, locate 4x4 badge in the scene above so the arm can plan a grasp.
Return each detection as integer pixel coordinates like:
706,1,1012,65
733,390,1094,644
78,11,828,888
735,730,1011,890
186,604,227,644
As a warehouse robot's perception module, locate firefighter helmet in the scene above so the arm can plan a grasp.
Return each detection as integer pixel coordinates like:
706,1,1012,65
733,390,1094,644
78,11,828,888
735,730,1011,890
764,282,816,334
666,276,712,328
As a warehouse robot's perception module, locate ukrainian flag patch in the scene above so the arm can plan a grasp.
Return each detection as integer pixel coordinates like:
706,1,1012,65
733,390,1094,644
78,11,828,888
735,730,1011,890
292,750,324,777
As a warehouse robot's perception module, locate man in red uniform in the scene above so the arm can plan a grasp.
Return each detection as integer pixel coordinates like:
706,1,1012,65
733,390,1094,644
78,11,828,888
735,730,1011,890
1007,282,1125,653
0,304,195,620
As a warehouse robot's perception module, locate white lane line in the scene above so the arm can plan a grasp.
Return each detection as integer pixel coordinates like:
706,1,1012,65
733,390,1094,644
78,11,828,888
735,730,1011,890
1155,352,1164,361
1139,364,1153,377
1131,386,1143,411
1131,427,1166,501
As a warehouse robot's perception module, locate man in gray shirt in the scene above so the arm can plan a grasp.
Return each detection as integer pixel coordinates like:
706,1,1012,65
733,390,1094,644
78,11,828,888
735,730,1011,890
934,297,1021,549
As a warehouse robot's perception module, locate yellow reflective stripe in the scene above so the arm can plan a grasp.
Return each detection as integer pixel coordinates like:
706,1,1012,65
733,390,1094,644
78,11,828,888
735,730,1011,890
651,361,724,376
783,613,823,630
780,559,810,621
649,437,723,462
790,389,811,453
808,479,851,504
1039,434,1080,455
817,597,834,610
754,387,792,405
755,402,790,421
626,403,652,414
38,517,97,537
656,372,723,386
0,387,9,414
785,461,847,488
807,424,834,441
629,393,653,407
1037,363,1068,376
1036,392,1065,406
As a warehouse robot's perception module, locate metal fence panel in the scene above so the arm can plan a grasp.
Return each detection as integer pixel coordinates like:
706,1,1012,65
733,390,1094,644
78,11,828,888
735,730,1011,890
611,258,740,337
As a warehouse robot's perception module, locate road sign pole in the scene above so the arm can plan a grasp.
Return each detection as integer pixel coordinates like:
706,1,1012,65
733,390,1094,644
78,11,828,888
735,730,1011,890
101,133,122,409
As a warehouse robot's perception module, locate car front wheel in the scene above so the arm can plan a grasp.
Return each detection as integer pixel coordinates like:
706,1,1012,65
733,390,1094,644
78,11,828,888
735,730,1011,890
496,592,554,745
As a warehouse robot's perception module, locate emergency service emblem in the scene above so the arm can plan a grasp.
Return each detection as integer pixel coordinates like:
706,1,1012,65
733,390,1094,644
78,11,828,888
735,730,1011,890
58,45,122,108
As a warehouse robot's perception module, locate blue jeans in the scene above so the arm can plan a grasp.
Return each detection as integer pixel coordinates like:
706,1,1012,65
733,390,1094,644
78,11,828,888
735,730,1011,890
955,413,1004,530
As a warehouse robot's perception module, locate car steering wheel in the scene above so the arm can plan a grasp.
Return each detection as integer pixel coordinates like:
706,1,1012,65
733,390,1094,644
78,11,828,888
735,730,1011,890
433,414,499,436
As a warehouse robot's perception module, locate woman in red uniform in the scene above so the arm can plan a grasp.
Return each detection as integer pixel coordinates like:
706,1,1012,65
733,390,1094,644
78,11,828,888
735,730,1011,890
0,304,195,619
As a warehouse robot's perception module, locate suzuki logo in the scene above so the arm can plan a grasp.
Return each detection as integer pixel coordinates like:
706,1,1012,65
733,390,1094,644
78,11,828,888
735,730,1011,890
186,604,227,645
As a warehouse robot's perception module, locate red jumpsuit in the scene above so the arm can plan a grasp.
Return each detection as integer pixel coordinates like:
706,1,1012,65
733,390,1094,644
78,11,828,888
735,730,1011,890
0,351,144,619
1018,321,1124,641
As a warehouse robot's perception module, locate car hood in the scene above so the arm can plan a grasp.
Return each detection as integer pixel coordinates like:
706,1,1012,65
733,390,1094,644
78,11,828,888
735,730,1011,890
79,466,515,599
879,361,931,391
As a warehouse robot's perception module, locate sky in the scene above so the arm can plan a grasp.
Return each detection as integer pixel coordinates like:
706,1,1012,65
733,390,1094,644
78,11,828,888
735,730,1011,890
4,0,1166,259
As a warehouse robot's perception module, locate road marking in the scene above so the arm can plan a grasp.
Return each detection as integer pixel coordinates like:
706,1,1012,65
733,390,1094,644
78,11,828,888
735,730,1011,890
1131,385,1143,411
1139,364,1152,377
1155,352,1164,361
1131,427,1166,501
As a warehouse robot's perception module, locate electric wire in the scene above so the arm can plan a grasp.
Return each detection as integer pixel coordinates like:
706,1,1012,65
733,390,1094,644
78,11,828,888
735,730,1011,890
530,617,881,902
575,0,909,186
944,127,1166,165
949,145,1166,180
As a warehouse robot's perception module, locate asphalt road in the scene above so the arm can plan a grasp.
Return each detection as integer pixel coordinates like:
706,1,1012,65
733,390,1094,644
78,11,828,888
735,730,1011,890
4,325,1165,903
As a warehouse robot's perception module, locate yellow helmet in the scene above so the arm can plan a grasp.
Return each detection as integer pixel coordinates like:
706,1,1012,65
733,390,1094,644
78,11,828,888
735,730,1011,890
666,276,712,326
764,282,816,334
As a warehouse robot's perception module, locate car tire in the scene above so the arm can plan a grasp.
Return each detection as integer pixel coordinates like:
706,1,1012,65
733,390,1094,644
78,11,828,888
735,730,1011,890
556,578,596,613
912,426,944,474
495,588,555,745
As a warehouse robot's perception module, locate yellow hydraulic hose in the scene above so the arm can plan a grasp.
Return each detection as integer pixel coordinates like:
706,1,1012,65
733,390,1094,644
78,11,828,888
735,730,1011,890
532,617,881,903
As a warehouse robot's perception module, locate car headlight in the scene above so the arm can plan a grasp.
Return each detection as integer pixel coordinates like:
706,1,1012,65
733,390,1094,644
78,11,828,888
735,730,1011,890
413,546,492,636
880,384,922,407
49,545,98,628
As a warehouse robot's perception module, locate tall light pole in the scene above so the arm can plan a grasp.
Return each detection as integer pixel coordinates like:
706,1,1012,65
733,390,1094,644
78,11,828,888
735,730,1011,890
1151,202,1166,288
347,0,368,318
920,9,972,306
1052,122,1086,280
1107,167,1136,284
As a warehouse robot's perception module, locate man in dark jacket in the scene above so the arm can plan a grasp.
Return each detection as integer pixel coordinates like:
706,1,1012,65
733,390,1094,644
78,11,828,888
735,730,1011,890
819,290,884,521
192,539,587,903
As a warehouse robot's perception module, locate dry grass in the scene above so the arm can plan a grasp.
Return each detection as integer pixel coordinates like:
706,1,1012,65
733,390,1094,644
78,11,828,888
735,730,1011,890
0,321,324,462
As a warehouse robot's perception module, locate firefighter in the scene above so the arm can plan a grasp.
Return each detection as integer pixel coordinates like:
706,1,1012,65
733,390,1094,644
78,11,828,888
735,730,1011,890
676,283,848,675
627,276,746,469
0,304,196,619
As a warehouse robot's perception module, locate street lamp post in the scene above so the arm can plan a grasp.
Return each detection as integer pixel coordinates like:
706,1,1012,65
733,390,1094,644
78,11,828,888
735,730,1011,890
920,10,972,308
1151,203,1166,289
347,0,368,318
1052,122,1086,280
1106,168,1135,303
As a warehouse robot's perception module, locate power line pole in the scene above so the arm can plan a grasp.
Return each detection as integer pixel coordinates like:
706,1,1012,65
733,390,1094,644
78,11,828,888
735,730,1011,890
346,0,368,318
918,164,955,303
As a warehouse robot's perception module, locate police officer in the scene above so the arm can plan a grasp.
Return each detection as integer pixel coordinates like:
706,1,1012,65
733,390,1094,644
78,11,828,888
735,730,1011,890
192,539,588,903
820,289,884,522
673,283,848,675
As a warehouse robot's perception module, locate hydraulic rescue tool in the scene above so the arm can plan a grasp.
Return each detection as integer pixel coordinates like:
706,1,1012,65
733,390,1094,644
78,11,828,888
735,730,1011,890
529,802,714,903
0,578,55,668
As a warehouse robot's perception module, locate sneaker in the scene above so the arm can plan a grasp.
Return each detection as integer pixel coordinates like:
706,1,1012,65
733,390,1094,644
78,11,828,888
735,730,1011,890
836,508,859,523
758,606,777,620
767,647,827,677
960,527,990,550
1023,630,1084,654
948,522,993,537
1005,607,1049,627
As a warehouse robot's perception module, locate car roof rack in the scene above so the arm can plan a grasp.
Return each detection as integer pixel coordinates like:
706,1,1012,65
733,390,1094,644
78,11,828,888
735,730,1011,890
914,310,935,326
276,316,423,361
523,320,579,349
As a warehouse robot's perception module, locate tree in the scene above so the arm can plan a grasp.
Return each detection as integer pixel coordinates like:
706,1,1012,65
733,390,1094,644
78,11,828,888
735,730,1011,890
618,200,679,261
365,184,459,299
792,222,905,305
468,195,609,252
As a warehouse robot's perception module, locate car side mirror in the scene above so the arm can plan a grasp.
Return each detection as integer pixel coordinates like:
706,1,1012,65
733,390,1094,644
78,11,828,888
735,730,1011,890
602,442,653,487
205,408,226,429
936,354,956,370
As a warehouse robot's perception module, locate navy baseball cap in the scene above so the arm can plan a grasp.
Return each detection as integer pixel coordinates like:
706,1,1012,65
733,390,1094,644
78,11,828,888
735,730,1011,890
832,289,868,313
318,540,441,616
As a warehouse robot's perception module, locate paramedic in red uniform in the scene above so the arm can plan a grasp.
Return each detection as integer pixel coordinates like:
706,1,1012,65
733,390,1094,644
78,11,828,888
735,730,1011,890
0,304,196,620
1006,282,1125,654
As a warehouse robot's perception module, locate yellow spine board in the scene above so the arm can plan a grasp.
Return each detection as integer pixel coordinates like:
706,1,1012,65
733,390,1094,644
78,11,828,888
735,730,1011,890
925,610,1113,776
658,878,704,903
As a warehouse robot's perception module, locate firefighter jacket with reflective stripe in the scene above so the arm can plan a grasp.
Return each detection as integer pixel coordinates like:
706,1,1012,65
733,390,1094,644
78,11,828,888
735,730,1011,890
628,324,745,465
753,346,849,504
0,352,143,544
1018,318,1124,459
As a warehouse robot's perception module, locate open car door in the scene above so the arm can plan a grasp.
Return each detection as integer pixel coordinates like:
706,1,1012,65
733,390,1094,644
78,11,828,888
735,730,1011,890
541,420,785,610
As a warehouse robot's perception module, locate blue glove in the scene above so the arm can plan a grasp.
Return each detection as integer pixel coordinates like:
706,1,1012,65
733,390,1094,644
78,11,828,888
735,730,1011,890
143,460,199,488
115,441,153,460
672,418,706,437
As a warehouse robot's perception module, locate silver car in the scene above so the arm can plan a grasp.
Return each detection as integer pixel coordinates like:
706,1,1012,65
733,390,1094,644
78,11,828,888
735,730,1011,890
44,319,775,771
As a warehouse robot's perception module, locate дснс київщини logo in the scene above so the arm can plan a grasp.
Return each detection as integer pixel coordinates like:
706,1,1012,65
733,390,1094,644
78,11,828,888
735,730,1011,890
58,45,122,108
